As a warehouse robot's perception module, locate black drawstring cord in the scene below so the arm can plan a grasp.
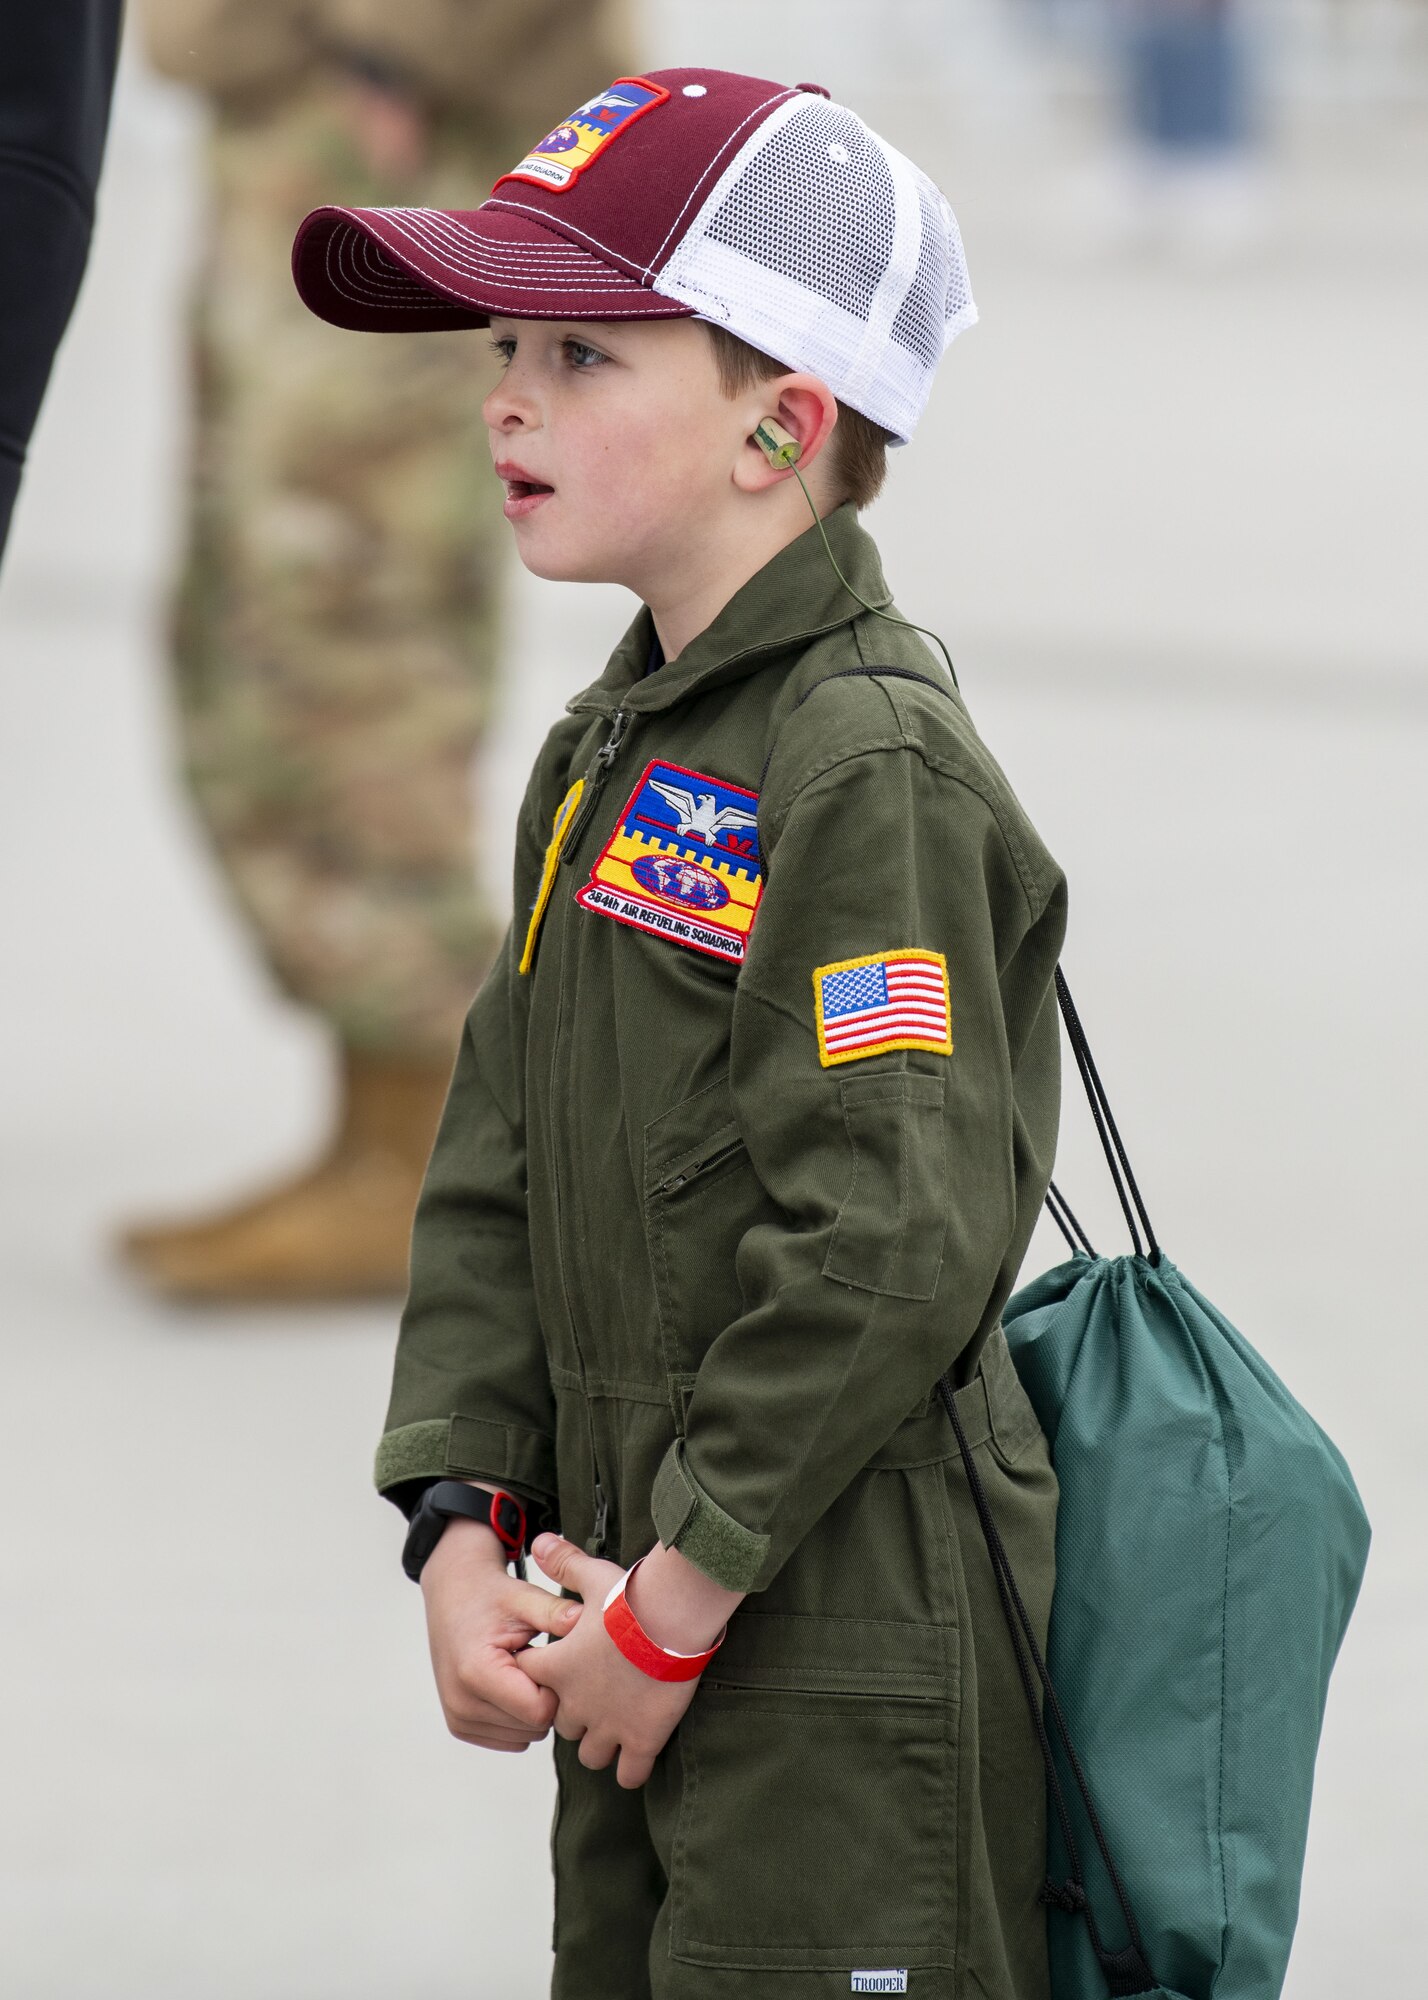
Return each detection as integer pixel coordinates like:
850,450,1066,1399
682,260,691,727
1041,1878,1089,1915
1046,1179,1096,1258
1054,967,1161,1265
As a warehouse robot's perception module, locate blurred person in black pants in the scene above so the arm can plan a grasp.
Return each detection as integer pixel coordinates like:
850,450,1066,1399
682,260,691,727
0,3,123,563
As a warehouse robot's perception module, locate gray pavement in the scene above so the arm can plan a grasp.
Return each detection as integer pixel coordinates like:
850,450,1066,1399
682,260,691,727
1,34,1424,2000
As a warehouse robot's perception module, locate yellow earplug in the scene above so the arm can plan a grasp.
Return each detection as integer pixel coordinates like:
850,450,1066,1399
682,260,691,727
753,419,802,468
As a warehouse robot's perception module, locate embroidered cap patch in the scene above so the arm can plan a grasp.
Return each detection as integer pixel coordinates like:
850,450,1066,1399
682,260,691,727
576,758,763,963
497,78,670,194
814,950,951,1067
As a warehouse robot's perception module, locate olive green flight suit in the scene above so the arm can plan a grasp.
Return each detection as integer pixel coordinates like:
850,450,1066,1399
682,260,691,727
377,504,1068,1999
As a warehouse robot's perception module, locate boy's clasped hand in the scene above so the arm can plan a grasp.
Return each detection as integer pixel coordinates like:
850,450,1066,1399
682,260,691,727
517,1536,711,1789
420,1523,732,1789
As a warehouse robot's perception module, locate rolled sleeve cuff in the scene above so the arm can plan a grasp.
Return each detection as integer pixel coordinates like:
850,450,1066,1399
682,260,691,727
374,1415,559,1545
650,1436,771,1593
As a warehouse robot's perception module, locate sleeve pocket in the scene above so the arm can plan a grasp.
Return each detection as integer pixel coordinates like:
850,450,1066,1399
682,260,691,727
822,1072,948,1301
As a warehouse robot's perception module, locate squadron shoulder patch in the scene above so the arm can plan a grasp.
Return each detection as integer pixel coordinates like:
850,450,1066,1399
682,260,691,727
813,949,952,1067
575,758,763,964
495,79,670,195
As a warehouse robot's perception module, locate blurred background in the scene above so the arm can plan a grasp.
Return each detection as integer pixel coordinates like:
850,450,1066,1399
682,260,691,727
2,2,1425,1993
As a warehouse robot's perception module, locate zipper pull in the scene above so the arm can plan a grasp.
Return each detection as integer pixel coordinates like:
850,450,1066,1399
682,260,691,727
655,1136,746,1197
585,1480,610,1558
594,707,631,770
561,708,633,862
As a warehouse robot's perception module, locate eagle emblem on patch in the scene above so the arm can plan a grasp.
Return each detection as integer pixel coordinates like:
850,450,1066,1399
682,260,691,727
575,758,763,963
813,950,952,1066
496,78,670,194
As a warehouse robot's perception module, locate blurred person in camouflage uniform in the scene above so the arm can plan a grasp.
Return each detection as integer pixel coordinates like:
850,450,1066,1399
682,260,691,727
123,0,631,1298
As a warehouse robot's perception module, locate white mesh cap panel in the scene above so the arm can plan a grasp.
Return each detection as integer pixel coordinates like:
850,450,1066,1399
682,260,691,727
653,93,976,444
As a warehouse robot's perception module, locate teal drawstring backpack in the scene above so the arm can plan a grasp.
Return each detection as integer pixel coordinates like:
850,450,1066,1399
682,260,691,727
934,970,1371,2000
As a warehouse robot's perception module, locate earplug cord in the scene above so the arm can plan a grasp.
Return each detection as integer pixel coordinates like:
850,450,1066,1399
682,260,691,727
754,419,959,688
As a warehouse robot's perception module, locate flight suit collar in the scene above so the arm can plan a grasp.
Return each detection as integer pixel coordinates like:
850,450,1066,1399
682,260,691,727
565,501,892,722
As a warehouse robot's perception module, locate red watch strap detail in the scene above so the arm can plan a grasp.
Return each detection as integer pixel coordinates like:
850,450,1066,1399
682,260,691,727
601,1555,726,1682
487,1487,527,1560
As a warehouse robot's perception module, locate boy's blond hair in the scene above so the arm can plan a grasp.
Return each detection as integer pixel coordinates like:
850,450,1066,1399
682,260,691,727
702,324,894,512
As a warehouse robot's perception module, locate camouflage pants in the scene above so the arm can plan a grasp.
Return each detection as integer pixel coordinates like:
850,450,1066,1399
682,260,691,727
171,95,517,1058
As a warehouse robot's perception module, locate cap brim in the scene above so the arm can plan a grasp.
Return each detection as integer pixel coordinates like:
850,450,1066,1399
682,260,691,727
292,204,696,332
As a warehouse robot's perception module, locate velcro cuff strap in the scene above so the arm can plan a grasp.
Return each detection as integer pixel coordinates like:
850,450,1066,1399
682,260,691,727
650,1436,771,1593
446,1412,558,1505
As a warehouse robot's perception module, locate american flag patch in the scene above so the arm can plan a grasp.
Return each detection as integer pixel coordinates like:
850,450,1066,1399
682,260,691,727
813,949,952,1068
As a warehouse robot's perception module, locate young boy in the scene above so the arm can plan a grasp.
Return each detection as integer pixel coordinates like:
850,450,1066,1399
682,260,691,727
293,67,1067,2000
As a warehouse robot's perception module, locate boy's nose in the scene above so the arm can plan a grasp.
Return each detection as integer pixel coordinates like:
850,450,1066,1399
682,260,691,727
483,372,540,434
482,360,544,430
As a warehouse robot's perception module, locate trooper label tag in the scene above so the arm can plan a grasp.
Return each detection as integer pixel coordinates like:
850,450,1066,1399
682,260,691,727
851,1975,909,1994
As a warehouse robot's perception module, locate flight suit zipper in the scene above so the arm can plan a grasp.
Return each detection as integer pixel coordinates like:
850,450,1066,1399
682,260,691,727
559,706,633,862
549,703,639,1559
654,1134,747,1196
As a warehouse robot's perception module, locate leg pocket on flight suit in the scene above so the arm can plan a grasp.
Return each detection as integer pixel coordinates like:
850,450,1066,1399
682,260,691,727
667,1645,958,1974
665,1460,961,1976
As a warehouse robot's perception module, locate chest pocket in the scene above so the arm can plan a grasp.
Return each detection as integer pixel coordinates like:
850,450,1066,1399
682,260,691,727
642,1074,781,1422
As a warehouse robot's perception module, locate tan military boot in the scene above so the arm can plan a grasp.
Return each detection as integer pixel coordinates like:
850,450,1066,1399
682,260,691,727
117,1047,451,1301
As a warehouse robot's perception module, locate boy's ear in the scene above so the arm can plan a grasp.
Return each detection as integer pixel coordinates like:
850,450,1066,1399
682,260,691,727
736,374,839,495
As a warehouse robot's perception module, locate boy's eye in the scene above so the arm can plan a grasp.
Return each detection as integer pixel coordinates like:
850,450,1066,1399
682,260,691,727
485,333,606,370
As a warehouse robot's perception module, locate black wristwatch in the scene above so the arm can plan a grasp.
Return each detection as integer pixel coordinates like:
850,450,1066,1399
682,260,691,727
401,1480,528,1583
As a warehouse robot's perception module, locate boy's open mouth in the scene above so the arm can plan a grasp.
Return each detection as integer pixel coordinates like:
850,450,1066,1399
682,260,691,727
495,459,554,497
496,461,556,519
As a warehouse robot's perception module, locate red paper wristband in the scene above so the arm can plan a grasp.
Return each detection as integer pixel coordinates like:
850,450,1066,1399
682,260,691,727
601,1555,727,1682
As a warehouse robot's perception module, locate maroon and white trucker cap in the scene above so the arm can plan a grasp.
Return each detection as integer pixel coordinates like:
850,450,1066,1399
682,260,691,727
291,67,976,445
